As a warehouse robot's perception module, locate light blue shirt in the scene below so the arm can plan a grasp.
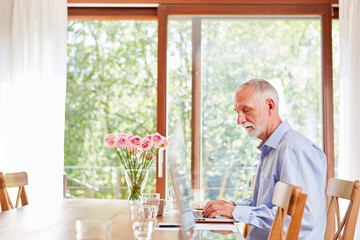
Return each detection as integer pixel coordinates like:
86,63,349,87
232,120,327,240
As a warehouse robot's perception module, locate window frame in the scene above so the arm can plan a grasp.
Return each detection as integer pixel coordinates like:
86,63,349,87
158,4,334,197
68,3,335,199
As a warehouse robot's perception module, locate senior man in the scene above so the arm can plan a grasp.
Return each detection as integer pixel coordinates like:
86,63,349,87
203,79,327,239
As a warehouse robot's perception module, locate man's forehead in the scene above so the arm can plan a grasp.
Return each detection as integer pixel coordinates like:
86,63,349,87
237,85,253,94
235,87,256,105
234,101,255,111
234,99,256,112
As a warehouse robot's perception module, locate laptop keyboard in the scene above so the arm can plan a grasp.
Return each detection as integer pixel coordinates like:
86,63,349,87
193,210,204,219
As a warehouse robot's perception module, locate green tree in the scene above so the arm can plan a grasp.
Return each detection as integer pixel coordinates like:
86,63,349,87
167,18,322,201
66,18,323,202
66,20,158,199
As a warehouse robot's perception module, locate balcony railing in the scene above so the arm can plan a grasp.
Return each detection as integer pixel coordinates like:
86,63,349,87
64,166,256,200
64,166,156,199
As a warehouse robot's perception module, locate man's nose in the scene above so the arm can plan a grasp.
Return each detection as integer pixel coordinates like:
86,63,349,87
237,113,246,125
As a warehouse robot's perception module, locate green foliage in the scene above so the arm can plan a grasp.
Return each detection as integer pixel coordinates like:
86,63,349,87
65,20,158,199
167,18,323,201
66,18,327,201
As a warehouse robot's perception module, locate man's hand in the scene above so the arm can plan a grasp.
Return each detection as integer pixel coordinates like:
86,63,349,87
202,200,236,219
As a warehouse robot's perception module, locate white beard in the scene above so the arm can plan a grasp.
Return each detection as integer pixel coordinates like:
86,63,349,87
242,122,263,138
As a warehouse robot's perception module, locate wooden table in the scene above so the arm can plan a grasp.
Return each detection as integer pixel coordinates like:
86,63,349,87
0,199,178,240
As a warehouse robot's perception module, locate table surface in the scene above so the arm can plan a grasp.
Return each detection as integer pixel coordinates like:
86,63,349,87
0,198,243,240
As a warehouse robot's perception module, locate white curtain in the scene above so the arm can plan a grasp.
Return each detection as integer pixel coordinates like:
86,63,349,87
339,0,360,238
0,0,67,203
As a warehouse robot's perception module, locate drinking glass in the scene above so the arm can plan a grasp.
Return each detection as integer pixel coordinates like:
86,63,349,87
141,193,160,215
130,204,158,240
75,219,111,240
166,188,177,209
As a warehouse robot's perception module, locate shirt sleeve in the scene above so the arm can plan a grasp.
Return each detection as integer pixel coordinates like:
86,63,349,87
232,204,278,231
231,142,326,238
232,198,253,206
278,143,327,239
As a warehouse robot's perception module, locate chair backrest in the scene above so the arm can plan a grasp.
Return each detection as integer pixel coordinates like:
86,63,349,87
268,181,307,240
4,172,29,209
324,178,360,240
0,172,11,212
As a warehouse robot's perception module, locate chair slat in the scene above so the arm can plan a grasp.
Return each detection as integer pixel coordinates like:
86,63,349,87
0,172,11,212
268,181,307,240
3,172,29,210
272,183,295,211
326,178,354,200
5,172,28,188
324,178,360,240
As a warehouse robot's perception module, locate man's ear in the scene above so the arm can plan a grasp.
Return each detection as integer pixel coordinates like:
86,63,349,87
266,98,276,116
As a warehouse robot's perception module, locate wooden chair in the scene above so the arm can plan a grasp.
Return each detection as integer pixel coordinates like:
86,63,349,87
324,178,360,240
268,181,307,240
0,172,11,211
3,172,29,210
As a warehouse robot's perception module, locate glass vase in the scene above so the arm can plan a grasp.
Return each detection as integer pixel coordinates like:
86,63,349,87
124,169,149,203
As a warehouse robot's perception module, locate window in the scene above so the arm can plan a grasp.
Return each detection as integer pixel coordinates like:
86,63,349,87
65,19,158,198
167,16,323,201
66,4,334,200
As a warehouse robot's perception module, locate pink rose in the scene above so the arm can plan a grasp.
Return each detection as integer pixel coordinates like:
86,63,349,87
144,152,154,161
115,135,128,149
104,134,116,148
145,135,153,142
152,133,163,145
141,138,153,151
129,135,142,147
118,133,129,138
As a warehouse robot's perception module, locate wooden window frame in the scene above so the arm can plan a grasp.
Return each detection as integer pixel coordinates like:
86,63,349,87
68,0,337,4
68,7,157,20
157,4,334,197
68,3,335,199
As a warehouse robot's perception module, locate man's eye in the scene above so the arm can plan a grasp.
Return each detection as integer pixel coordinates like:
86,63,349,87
243,108,250,112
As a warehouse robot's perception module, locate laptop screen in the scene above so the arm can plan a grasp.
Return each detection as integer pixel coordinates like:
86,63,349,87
167,147,245,240
168,159,196,232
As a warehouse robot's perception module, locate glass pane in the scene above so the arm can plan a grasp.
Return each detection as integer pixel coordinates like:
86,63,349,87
166,19,193,197
201,18,322,201
332,20,340,176
66,20,158,199
167,16,323,202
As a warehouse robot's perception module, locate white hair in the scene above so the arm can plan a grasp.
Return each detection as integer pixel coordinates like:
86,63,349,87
235,79,279,110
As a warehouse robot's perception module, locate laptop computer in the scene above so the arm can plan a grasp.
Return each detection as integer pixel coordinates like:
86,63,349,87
169,171,237,223
168,163,244,240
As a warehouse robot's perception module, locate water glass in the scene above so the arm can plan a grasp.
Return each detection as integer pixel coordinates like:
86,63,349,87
166,188,177,209
130,204,158,240
141,193,160,215
75,219,111,240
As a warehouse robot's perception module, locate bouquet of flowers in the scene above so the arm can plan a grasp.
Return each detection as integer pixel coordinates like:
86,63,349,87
104,132,169,202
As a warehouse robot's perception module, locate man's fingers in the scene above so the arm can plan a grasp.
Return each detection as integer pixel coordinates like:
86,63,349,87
203,201,213,211
204,200,230,211
203,204,217,217
203,200,221,211
204,204,235,219
203,204,222,217
202,205,214,217
208,209,223,218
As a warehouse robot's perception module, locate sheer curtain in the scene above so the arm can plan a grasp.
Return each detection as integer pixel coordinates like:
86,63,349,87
0,0,67,203
338,0,360,237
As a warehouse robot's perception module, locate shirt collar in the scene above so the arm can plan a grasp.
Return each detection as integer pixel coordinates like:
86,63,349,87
257,120,290,150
